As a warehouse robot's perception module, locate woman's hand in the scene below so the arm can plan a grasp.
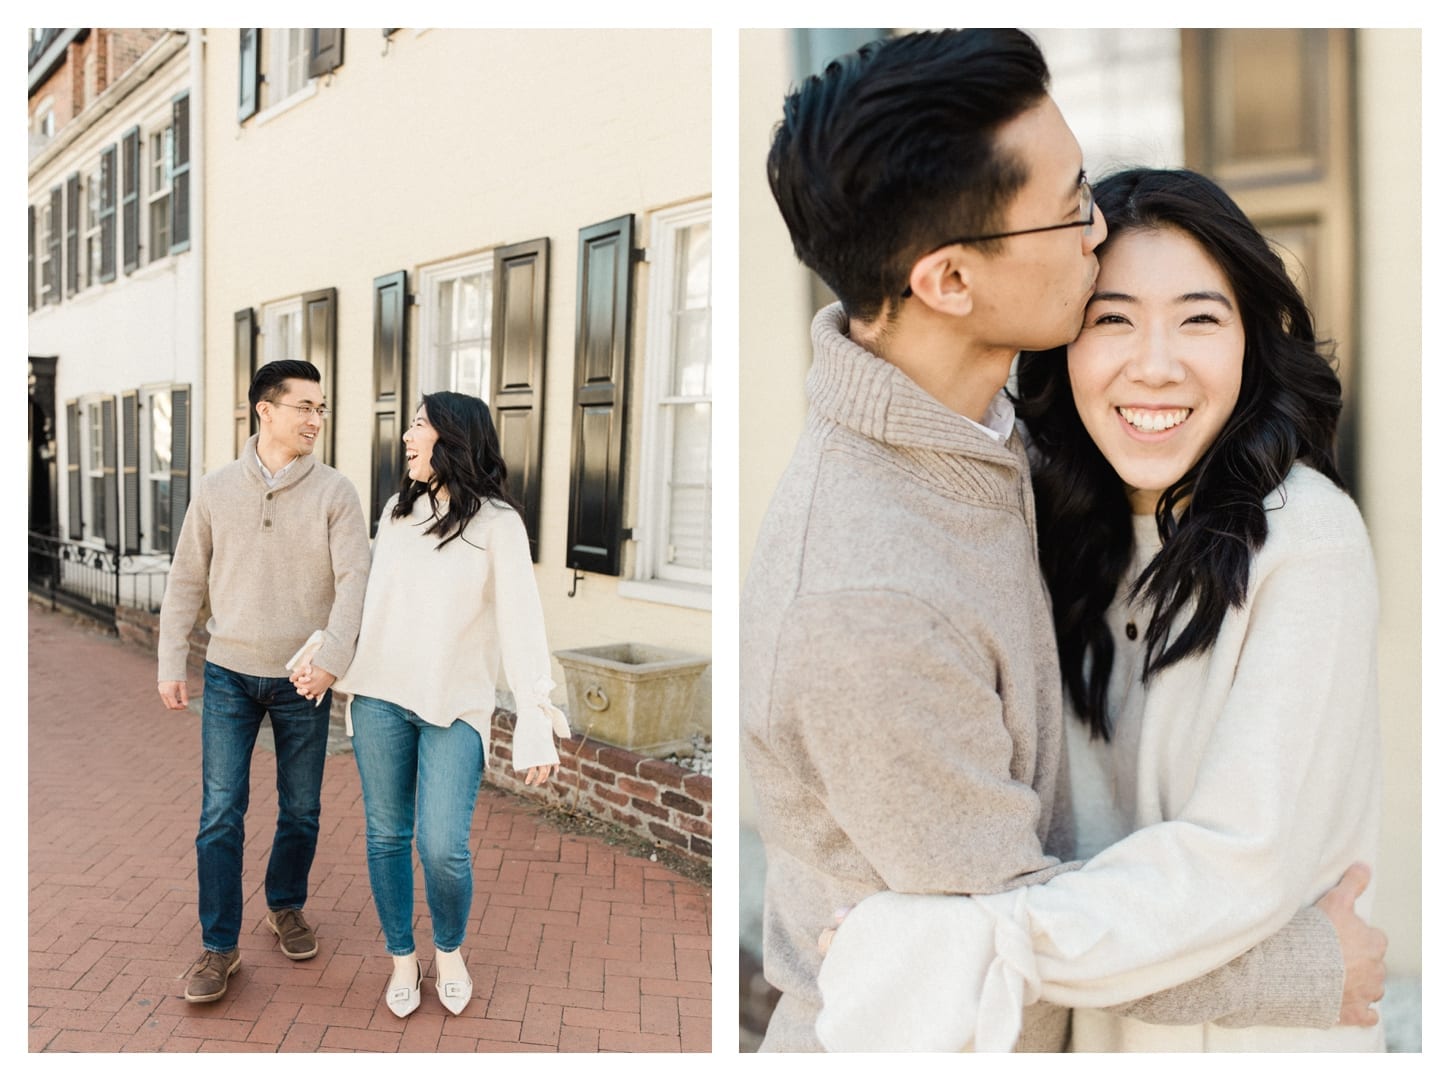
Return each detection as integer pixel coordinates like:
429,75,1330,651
817,906,852,955
1315,862,1388,1026
522,764,557,786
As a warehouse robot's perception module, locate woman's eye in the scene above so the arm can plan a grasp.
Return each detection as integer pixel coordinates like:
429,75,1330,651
1184,313,1224,326
1090,312,1129,326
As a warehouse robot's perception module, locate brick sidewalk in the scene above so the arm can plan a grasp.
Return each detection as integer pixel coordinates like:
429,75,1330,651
28,602,711,1052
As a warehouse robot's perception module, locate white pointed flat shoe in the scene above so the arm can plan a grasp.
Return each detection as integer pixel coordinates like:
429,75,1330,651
385,959,422,1018
436,971,473,1016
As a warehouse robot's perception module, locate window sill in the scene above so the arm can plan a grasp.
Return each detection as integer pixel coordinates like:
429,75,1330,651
250,81,319,127
617,578,711,611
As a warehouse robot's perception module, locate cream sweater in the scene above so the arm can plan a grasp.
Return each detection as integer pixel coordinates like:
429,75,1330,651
334,494,570,772
157,435,371,682
817,464,1383,1051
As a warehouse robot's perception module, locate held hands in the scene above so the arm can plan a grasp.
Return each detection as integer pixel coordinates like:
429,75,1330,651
289,662,337,705
1315,862,1388,1026
158,680,190,710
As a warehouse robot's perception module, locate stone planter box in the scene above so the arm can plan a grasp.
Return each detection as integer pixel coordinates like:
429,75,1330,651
554,642,709,756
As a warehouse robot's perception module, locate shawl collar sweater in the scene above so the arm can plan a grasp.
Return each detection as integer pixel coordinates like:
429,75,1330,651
157,435,370,682
742,305,1072,1051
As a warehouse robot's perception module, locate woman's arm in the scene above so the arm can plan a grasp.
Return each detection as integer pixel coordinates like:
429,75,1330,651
819,528,1381,1049
489,511,570,773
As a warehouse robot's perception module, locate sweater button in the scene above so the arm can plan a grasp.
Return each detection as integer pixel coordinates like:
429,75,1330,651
1126,621,1138,641
263,519,272,527
265,492,272,500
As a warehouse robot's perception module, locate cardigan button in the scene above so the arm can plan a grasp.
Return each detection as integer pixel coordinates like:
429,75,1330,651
263,519,272,527
1125,621,1138,641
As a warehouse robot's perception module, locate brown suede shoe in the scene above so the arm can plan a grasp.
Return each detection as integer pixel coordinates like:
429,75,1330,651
266,908,318,960
184,948,241,1003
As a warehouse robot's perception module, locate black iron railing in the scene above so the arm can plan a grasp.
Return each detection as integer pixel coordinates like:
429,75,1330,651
27,531,171,625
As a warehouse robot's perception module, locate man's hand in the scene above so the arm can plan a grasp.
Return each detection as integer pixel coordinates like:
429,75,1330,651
158,680,190,711
522,764,557,786
289,663,336,704
1315,862,1388,1026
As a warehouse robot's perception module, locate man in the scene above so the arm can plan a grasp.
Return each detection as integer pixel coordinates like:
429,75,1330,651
158,359,370,1004
741,29,1382,1050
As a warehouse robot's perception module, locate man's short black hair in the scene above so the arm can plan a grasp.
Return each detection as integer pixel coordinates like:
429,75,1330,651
767,28,1050,322
249,359,322,412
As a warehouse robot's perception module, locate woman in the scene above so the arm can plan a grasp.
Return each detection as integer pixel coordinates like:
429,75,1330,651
300,391,570,1018
816,168,1384,1051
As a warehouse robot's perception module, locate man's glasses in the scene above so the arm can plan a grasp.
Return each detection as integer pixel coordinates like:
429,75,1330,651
270,401,329,420
902,177,1096,298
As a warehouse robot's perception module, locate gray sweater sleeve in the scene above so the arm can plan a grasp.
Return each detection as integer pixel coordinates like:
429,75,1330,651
1105,906,1342,1028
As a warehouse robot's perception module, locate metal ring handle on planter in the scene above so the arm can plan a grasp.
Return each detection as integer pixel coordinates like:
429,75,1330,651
584,685,610,711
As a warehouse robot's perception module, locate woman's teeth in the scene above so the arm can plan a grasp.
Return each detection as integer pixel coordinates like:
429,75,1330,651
1118,407,1190,433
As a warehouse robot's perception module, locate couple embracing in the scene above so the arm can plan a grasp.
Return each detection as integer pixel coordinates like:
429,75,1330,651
157,362,567,1018
742,28,1387,1052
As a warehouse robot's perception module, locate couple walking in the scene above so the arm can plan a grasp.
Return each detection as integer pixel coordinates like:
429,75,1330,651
156,360,568,1018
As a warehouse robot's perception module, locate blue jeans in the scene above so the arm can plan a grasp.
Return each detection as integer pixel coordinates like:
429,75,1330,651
197,661,331,953
349,695,485,955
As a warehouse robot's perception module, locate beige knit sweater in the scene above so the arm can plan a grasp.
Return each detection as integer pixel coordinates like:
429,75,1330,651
742,306,1076,1051
157,435,371,682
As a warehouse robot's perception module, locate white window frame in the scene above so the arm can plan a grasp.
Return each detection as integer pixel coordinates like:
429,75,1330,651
261,297,304,363
84,164,102,288
140,384,173,555
417,252,494,401
256,29,318,121
39,199,55,297
80,396,108,545
31,97,55,155
147,124,173,264
621,199,712,610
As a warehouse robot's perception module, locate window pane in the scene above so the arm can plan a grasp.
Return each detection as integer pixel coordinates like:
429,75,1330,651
671,221,712,398
666,402,711,571
149,394,172,474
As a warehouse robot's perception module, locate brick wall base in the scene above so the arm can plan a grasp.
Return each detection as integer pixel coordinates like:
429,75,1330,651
109,603,712,868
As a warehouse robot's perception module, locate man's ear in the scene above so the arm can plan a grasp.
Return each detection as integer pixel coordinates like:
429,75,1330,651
906,248,974,317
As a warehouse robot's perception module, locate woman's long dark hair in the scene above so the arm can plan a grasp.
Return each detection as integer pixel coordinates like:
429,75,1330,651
392,391,523,549
1014,168,1345,739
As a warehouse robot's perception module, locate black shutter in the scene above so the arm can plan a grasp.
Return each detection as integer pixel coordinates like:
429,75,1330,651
98,144,117,283
371,271,408,534
101,397,119,549
234,308,256,455
565,214,635,576
169,385,191,555
491,238,550,562
308,30,344,77
121,390,141,554
47,186,62,304
238,29,260,121
65,172,80,297
302,288,338,463
66,400,82,539
170,92,190,253
28,205,36,311
121,126,140,274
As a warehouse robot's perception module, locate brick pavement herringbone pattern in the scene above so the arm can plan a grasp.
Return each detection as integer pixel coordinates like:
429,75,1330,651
28,603,711,1052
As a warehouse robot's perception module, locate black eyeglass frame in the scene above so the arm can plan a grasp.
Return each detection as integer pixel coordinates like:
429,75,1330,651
266,400,330,420
901,177,1096,298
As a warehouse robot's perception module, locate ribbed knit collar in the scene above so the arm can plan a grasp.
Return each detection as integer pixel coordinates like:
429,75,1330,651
241,433,317,493
807,303,1022,465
